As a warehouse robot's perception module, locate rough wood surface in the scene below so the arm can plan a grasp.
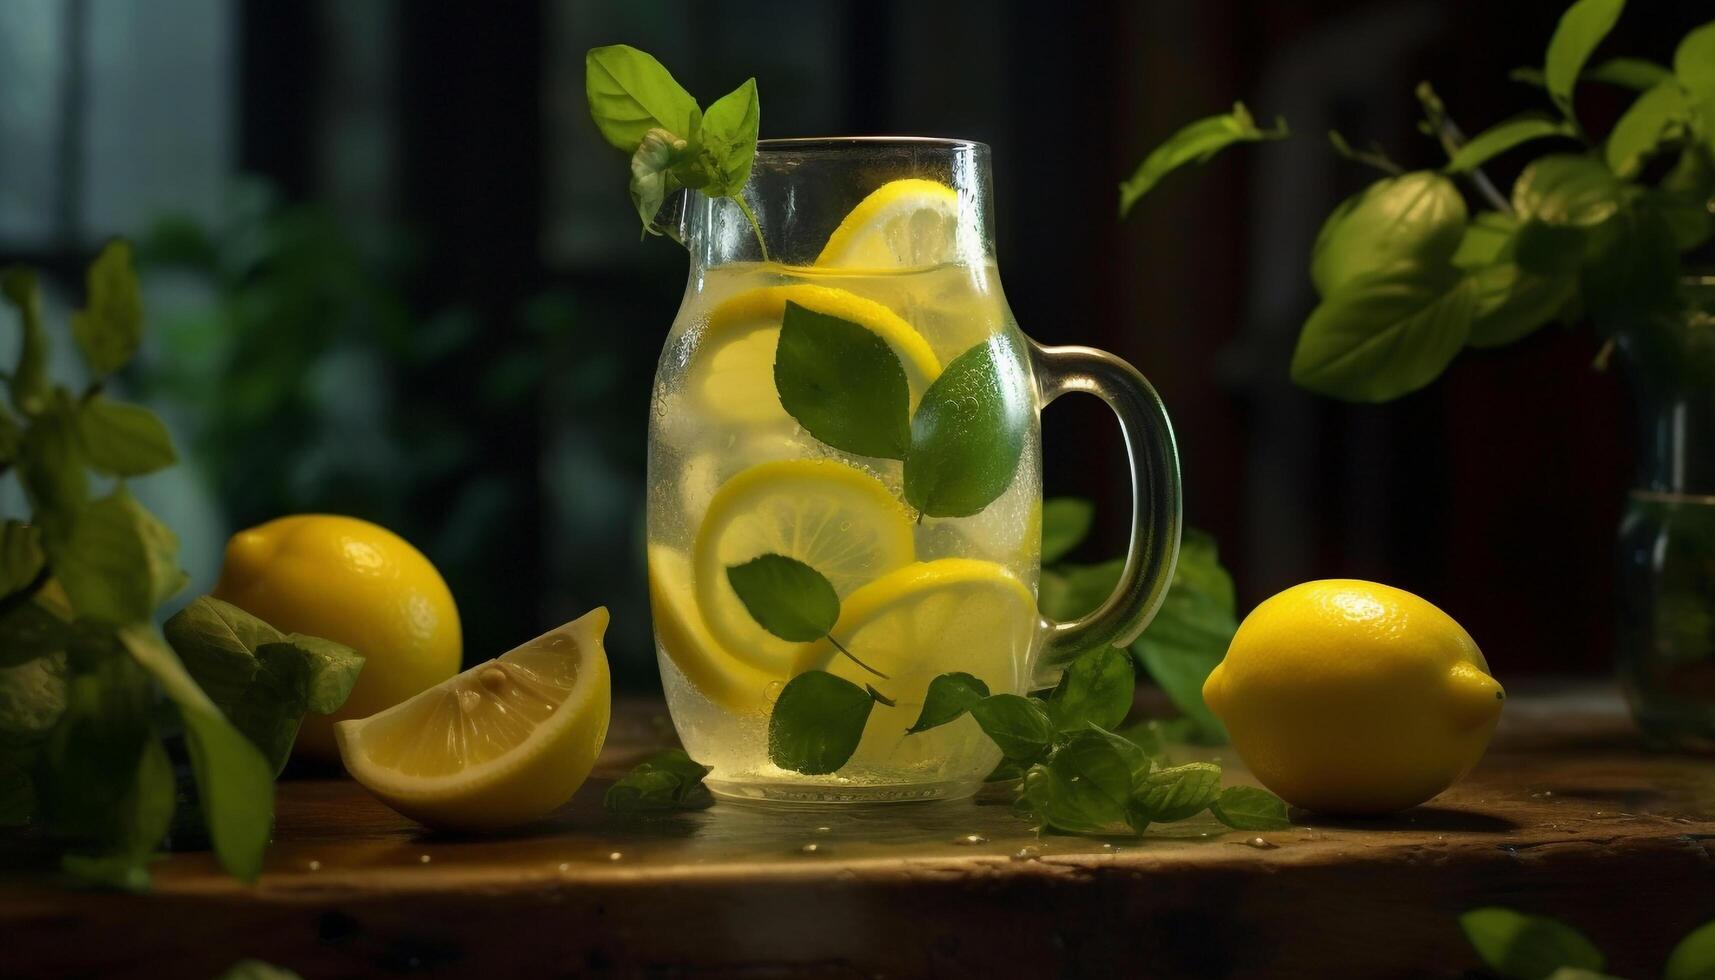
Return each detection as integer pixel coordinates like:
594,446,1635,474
4,686,1714,979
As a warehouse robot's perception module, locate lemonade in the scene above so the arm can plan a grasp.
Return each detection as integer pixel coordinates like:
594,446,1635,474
647,258,1042,799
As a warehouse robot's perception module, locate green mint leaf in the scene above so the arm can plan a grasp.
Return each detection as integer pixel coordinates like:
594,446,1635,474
767,670,874,774
584,45,701,153
630,128,688,235
1085,723,1155,782
0,268,50,416
282,633,364,715
1209,785,1292,830
906,672,990,734
1133,529,1236,744
164,596,282,706
48,488,182,625
1544,0,1627,121
774,301,911,459
71,241,144,378
1045,645,1134,732
1652,147,1715,250
604,748,714,812
1119,102,1287,218
695,77,760,198
1292,261,1475,403
903,335,1030,518
1460,907,1606,980
1512,154,1625,226
1673,21,1715,98
35,653,153,847
1022,730,1133,834
1310,172,1467,298
1443,114,1574,174
1604,80,1693,178
0,601,69,668
1586,57,1672,90
217,642,315,774
0,651,67,743
216,960,305,980
1666,920,1715,980
76,394,178,477
1130,761,1222,824
17,396,87,531
968,693,1055,760
1514,221,1588,275
1580,203,1682,326
0,521,45,599
1466,262,1577,349
726,553,839,643
1039,497,1094,564
120,625,273,881
1037,559,1124,624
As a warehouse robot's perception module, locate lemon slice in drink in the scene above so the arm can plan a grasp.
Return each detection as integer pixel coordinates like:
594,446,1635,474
815,178,961,269
689,284,941,426
648,544,776,714
694,459,915,673
335,607,611,832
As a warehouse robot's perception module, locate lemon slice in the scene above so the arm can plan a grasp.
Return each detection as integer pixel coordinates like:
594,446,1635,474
648,544,776,714
815,178,961,269
334,608,611,831
689,284,941,427
694,459,915,673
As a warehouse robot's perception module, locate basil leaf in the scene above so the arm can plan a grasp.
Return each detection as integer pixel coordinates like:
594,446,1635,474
48,488,182,625
1444,115,1574,174
0,521,45,599
604,748,714,812
1085,723,1155,782
1460,907,1606,980
903,336,1030,518
726,553,839,643
1515,221,1589,275
1544,0,1627,121
584,45,701,153
119,625,274,882
1292,261,1476,403
283,633,364,715
1209,785,1292,830
70,241,143,378
1130,761,1222,824
968,693,1055,760
1604,80,1693,178
1,268,50,416
1039,497,1094,564
216,961,304,980
696,78,760,198
1045,645,1134,732
1653,148,1715,250
17,397,87,530
0,601,68,668
629,129,687,235
906,672,990,734
1023,730,1133,834
164,596,282,705
76,395,177,477
1512,154,1626,226
1666,920,1715,980
1118,102,1286,218
767,670,874,774
774,301,911,459
1310,172,1467,298
1586,57,1672,90
1580,204,1682,326
1673,21,1715,98
1466,262,1577,349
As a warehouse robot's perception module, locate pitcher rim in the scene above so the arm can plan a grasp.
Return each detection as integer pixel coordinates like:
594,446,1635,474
755,136,990,153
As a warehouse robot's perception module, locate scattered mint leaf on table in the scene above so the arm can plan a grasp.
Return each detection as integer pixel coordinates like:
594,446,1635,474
1131,762,1222,824
968,694,1056,760
1118,102,1287,218
1209,786,1292,830
1038,497,1094,564
774,301,912,459
1022,729,1133,835
903,336,1030,519
905,672,989,734
605,748,713,813
1460,907,1606,980
767,671,878,775
1043,644,1133,733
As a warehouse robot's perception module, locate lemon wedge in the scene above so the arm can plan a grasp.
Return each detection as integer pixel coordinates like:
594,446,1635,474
693,459,915,673
815,178,962,269
335,608,611,831
648,544,777,714
689,284,941,427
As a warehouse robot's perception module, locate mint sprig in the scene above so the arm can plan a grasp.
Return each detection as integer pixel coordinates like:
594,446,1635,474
585,44,767,257
605,749,713,813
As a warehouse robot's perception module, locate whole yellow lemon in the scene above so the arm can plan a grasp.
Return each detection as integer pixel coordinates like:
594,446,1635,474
1202,579,1503,815
212,515,462,763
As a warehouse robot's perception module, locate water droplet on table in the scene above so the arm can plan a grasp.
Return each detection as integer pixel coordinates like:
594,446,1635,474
307,860,321,871
608,851,624,862
953,834,988,846
418,854,432,864
1244,837,1278,850
557,862,571,872
1011,846,1042,861
799,843,822,855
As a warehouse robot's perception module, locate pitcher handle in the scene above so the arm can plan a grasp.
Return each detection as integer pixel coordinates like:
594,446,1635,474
1029,338,1183,688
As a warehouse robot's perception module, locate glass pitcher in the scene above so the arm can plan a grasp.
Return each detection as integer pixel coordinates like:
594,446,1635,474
644,138,1181,802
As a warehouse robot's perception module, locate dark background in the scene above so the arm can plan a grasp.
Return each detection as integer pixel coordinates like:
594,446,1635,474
1,0,1701,690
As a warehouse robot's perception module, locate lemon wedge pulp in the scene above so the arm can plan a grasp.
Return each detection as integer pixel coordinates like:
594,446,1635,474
689,283,941,427
815,178,961,269
335,607,611,831
693,459,915,674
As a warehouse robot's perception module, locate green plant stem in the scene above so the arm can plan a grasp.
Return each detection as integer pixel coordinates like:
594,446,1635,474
827,635,888,680
1328,131,1405,176
735,195,770,263
1415,82,1514,214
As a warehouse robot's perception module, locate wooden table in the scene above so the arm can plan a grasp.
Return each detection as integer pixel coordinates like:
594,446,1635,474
5,685,1715,979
